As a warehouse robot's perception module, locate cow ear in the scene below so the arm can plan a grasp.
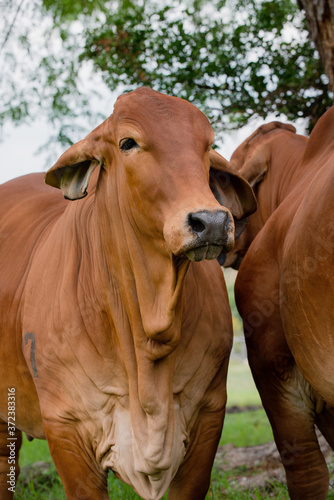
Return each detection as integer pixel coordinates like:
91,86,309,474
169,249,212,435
237,151,268,189
45,140,99,200
230,122,296,189
209,149,257,224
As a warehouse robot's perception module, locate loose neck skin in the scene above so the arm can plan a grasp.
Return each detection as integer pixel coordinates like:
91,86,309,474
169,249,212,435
21,179,184,496
89,167,189,476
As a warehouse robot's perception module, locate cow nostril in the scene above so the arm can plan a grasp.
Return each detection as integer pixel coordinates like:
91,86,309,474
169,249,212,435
188,214,206,234
187,210,230,243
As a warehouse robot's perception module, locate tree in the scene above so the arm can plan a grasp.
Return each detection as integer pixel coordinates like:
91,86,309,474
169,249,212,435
0,0,106,147
77,0,332,131
1,0,333,145
298,0,334,93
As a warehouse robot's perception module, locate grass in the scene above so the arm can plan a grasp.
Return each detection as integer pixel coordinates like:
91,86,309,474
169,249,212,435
224,359,274,447
208,469,291,499
222,409,273,447
226,360,261,407
15,468,65,500
19,439,51,469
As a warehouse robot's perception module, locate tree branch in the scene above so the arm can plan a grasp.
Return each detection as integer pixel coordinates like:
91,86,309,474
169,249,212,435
0,0,26,55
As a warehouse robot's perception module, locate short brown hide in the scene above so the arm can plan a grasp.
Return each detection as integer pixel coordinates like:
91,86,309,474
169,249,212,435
0,88,255,500
226,110,334,499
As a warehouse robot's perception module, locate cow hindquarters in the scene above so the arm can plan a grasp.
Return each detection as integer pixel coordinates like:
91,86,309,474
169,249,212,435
0,419,22,500
236,244,329,500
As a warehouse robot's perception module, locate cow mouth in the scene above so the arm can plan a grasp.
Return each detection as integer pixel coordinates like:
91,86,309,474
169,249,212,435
185,244,223,262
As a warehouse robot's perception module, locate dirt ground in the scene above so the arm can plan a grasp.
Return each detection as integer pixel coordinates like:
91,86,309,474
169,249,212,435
215,425,333,494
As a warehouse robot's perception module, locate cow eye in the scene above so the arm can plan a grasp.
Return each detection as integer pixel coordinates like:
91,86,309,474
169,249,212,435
119,138,138,151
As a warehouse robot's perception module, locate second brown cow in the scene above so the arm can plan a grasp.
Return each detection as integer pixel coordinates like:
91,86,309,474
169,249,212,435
226,109,334,499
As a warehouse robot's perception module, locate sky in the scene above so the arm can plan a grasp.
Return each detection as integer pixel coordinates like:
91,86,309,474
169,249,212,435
0,121,55,184
0,90,114,185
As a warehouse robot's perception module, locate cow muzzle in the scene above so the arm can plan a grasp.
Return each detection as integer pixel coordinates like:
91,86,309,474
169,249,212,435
185,210,233,261
164,208,235,262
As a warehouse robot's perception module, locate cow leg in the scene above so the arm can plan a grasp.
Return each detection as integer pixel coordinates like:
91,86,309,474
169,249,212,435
0,419,22,500
168,412,224,499
168,407,226,499
44,424,109,500
247,344,329,500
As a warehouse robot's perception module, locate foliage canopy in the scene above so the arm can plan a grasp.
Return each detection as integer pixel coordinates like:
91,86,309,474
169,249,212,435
1,0,332,145
83,0,333,131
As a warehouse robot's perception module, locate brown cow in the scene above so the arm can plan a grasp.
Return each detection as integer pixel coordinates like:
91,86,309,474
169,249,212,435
0,88,256,500
226,110,334,499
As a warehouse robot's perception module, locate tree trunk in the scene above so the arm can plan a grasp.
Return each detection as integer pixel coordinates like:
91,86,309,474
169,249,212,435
298,0,334,93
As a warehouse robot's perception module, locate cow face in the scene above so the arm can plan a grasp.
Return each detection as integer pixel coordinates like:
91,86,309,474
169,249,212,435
45,88,255,342
113,92,232,262
46,88,255,262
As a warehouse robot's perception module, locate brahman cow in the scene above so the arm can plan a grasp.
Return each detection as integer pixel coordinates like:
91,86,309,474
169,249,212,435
226,110,334,499
0,87,256,500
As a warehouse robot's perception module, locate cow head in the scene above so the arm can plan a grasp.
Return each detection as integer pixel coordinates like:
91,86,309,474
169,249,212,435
46,88,255,346
224,121,300,269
